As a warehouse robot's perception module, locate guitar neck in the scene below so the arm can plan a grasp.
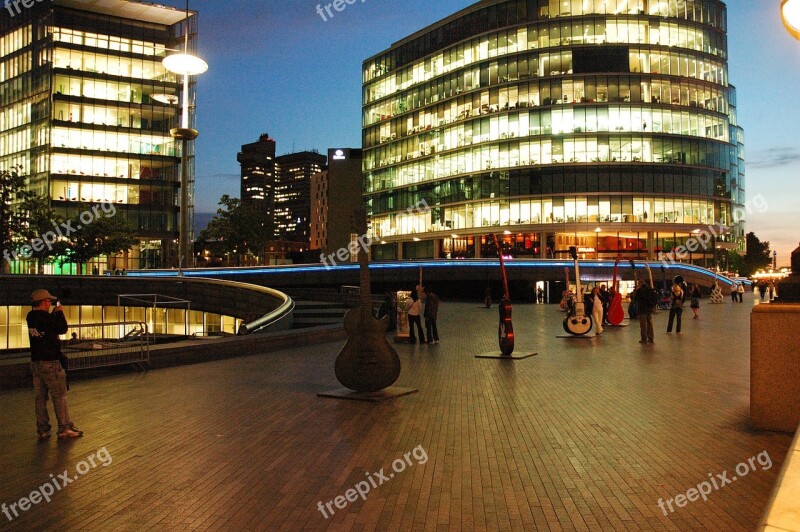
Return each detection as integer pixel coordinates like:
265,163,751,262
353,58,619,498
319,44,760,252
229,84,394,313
359,243,371,317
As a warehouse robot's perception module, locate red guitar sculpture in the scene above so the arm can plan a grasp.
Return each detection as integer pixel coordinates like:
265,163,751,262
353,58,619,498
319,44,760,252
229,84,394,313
335,209,401,392
607,253,625,325
491,234,514,356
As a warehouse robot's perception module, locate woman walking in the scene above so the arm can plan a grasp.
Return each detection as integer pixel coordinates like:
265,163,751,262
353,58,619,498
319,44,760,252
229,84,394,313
690,284,701,319
667,280,684,334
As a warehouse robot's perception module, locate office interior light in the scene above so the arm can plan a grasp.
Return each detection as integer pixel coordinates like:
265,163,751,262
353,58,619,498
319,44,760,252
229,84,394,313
783,0,800,40
151,93,179,105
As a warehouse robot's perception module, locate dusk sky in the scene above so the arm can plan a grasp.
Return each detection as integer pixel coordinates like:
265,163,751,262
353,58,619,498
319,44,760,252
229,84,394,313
162,0,799,266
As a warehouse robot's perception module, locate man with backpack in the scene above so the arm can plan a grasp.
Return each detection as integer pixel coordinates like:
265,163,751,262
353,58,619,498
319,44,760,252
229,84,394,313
632,280,657,344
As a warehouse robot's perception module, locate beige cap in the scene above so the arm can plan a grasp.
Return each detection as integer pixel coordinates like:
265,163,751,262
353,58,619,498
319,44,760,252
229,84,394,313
31,289,57,303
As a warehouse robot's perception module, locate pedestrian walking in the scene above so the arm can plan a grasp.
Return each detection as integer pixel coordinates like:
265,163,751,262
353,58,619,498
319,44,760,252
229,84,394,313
599,284,610,324
26,289,83,440
666,281,684,334
591,286,604,335
732,282,739,302
407,291,426,344
768,281,775,300
737,282,745,302
423,286,440,343
690,284,701,319
632,280,656,343
758,282,767,300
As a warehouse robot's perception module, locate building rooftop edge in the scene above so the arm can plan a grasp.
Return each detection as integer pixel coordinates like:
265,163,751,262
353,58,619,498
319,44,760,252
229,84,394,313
54,0,192,26
363,0,495,64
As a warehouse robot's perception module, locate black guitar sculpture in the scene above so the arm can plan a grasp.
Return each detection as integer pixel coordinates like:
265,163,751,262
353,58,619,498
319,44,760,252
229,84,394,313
563,246,593,335
491,234,515,355
335,210,401,392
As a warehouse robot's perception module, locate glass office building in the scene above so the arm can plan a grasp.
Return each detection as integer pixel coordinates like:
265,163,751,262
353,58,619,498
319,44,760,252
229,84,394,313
362,0,745,263
0,0,198,271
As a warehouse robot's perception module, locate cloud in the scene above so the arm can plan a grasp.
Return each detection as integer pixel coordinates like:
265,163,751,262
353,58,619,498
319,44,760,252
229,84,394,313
748,147,800,169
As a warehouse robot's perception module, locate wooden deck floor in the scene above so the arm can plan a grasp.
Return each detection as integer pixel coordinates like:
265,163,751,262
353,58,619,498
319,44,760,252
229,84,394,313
0,293,792,531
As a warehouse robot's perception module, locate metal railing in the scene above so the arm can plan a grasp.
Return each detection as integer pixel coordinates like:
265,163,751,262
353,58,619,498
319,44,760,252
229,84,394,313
62,321,149,371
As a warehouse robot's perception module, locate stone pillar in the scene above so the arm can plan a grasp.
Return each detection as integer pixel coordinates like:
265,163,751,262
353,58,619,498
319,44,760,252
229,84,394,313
539,232,547,258
396,242,403,260
750,242,800,432
433,238,441,260
647,231,655,260
474,236,482,258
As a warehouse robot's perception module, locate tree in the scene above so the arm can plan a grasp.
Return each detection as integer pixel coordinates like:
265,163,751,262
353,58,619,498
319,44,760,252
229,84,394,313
743,232,772,277
61,203,138,274
198,195,270,265
0,166,35,274
15,195,67,274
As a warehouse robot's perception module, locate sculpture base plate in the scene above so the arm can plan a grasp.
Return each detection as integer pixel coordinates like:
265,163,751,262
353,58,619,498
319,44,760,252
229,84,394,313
318,386,418,402
556,334,596,339
475,351,538,360
605,321,631,327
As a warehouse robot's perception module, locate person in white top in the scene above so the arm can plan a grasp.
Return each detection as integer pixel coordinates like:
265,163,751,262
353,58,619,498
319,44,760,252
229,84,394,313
407,291,426,344
591,286,604,335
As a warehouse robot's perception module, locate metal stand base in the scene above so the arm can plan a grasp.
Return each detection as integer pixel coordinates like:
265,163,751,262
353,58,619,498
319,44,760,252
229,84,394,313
318,386,418,402
475,351,538,359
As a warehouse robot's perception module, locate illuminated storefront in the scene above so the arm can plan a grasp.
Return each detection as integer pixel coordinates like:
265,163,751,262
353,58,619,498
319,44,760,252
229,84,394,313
362,0,745,264
1,0,198,271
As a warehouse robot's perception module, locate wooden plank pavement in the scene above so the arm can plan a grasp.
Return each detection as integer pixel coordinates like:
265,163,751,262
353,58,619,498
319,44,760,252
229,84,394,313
0,292,793,531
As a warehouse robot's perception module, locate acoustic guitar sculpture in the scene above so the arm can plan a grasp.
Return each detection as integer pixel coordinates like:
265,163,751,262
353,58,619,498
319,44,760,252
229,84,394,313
563,246,593,335
607,253,625,325
491,234,514,355
335,210,401,392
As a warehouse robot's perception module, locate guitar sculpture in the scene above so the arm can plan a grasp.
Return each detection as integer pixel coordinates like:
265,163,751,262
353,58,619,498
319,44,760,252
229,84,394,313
335,210,401,393
563,246,593,335
491,234,515,355
559,266,572,311
607,253,625,325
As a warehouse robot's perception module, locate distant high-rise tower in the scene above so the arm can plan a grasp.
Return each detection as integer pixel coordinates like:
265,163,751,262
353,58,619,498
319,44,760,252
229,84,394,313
274,151,327,243
238,134,276,230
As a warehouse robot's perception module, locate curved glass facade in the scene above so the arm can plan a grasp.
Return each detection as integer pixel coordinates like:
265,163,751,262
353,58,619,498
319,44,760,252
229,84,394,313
362,0,744,263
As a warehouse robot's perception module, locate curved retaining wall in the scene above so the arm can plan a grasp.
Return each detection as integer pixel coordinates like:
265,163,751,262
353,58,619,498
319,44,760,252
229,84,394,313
0,275,293,333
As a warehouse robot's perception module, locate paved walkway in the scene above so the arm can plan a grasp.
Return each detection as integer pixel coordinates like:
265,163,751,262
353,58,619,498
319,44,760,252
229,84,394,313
0,292,792,531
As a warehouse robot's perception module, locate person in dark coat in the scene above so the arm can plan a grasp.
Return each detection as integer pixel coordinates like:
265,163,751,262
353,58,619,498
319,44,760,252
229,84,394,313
423,286,440,343
26,289,83,440
632,280,656,343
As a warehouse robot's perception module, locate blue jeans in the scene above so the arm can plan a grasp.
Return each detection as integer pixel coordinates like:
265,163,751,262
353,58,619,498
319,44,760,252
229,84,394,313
31,361,73,433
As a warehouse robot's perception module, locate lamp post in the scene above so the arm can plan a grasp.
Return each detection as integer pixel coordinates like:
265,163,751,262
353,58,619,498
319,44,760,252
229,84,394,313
162,0,207,269
776,0,800,301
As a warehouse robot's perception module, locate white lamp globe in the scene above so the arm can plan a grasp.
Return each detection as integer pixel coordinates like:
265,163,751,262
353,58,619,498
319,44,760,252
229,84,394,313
163,53,209,76
783,0,800,40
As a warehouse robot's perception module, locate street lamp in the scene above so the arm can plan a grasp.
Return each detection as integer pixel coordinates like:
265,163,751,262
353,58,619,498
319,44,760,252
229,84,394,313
782,0,800,39
162,0,208,269
778,0,800,302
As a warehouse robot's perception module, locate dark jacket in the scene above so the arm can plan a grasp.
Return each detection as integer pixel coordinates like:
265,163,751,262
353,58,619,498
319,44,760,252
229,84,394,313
424,293,439,319
633,285,657,314
26,309,68,362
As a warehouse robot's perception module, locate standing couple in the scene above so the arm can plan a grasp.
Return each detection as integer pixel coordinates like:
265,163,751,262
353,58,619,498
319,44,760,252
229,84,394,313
407,287,440,344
